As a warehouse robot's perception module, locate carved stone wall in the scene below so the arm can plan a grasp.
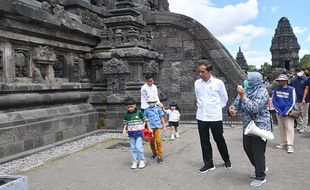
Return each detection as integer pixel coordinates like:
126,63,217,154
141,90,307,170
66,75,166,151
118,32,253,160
0,0,246,160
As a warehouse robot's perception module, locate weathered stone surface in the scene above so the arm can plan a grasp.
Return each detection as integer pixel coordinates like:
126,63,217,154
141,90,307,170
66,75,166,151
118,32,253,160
270,17,300,71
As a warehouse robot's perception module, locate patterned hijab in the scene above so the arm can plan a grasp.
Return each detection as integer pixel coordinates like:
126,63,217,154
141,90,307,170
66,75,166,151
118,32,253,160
246,72,264,100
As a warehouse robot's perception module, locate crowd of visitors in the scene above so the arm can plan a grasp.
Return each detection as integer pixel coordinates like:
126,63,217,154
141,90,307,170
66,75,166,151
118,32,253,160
121,64,310,188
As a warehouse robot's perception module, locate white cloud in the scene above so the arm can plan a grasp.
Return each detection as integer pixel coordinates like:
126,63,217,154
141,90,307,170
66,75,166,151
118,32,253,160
168,0,258,36
218,25,268,48
293,26,308,34
244,50,271,68
168,0,269,68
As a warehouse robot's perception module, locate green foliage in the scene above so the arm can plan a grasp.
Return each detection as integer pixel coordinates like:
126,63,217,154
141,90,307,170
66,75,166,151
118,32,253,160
247,65,258,72
299,54,310,70
259,62,272,77
96,113,105,129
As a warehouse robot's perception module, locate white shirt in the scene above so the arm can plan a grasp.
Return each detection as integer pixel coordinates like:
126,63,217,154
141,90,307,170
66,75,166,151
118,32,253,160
140,83,160,109
194,76,228,121
166,109,180,122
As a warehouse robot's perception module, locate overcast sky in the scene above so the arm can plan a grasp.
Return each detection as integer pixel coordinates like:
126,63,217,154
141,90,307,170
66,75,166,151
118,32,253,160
168,0,310,68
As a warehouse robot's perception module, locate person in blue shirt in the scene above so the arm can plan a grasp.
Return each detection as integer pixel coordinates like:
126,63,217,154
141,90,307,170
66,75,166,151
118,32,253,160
291,68,309,133
272,74,296,153
144,96,166,164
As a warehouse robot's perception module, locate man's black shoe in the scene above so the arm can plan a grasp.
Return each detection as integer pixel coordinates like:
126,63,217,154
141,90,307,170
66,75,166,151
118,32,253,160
198,165,216,173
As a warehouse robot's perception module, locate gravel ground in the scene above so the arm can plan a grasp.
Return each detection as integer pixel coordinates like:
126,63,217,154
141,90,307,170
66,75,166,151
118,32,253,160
0,132,123,175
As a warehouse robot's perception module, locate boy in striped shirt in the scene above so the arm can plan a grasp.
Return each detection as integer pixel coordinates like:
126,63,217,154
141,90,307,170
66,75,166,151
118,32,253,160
123,97,152,169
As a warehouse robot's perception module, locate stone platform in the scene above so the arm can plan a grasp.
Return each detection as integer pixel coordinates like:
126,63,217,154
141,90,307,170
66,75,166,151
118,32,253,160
18,124,310,190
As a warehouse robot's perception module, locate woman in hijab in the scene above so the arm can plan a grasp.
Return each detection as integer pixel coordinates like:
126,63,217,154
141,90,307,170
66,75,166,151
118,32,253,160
228,72,272,187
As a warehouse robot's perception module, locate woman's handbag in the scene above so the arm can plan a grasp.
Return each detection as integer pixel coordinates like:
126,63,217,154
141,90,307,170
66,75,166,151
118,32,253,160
288,109,300,119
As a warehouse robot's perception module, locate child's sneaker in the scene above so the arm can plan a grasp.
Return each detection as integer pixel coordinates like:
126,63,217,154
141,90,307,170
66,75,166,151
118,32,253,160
131,161,138,169
175,132,180,138
139,160,146,169
171,134,175,140
151,154,157,159
157,157,163,164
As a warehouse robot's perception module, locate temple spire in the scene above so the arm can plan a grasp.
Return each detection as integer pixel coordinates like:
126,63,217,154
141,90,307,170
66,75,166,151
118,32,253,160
270,17,300,71
235,47,248,72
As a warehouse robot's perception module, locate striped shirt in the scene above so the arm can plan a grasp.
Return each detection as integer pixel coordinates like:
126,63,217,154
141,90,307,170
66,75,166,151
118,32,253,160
123,109,147,138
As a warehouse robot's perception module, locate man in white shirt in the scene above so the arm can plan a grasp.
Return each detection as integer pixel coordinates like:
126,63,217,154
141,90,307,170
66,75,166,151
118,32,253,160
194,63,231,173
140,74,162,110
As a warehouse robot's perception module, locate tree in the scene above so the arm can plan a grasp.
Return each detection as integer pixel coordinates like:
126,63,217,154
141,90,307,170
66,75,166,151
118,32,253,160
299,54,310,70
259,62,272,76
247,65,258,72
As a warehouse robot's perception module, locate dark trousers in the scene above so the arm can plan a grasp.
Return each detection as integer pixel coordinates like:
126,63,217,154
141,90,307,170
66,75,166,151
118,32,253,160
197,120,230,166
243,135,267,180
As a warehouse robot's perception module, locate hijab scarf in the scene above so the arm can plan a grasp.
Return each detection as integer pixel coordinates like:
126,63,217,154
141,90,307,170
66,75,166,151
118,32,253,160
246,72,264,100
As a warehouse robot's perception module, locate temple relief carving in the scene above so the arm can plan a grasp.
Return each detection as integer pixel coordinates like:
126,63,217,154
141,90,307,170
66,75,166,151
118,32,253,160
143,60,159,74
33,46,57,83
41,0,65,16
102,58,129,74
81,10,105,29
54,55,65,78
15,50,29,77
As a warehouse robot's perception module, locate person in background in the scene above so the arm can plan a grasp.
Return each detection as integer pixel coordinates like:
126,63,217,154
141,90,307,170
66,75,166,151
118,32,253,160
229,72,272,187
272,74,296,153
290,68,308,133
140,74,163,112
194,63,231,174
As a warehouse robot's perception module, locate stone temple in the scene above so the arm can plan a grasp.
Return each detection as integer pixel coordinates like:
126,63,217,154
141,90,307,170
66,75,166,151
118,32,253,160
0,0,245,159
270,17,300,71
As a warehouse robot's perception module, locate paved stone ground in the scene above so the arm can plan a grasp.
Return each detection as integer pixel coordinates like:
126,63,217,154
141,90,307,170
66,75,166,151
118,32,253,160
23,125,310,190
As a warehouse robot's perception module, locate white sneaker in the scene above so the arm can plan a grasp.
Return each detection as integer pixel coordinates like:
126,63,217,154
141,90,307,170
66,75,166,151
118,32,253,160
287,145,294,153
298,129,306,133
131,161,138,169
276,144,286,149
170,134,175,140
175,132,180,138
250,178,266,187
138,160,146,169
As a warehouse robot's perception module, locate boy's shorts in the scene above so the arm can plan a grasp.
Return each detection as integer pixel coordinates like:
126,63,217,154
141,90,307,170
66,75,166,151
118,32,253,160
168,121,179,127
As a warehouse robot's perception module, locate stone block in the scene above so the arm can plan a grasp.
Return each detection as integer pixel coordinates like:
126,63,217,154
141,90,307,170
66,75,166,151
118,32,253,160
5,141,24,156
86,124,96,132
33,136,44,148
0,146,5,158
164,52,183,61
23,139,34,151
55,131,64,142
43,133,56,145
0,131,15,145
